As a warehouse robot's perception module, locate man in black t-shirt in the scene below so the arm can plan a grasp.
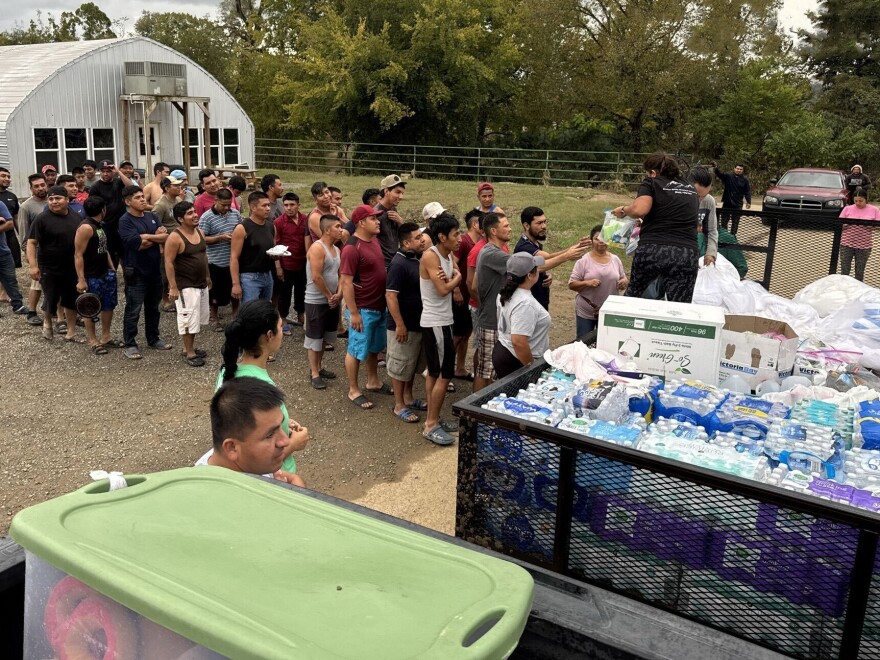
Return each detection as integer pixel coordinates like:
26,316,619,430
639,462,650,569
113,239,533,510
87,159,134,268
26,186,83,341
0,167,21,300
75,196,119,352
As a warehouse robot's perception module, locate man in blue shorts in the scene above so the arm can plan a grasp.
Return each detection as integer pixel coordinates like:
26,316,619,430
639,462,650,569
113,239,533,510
74,196,120,353
340,204,387,410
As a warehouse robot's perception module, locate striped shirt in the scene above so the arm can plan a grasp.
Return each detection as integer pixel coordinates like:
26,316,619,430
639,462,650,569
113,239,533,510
199,206,241,266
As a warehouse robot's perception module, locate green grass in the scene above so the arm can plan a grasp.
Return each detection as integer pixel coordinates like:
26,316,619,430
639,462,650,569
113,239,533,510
259,169,633,278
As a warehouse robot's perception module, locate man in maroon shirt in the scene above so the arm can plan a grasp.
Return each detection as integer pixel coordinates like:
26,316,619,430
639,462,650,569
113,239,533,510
273,192,308,333
194,169,240,217
340,204,387,410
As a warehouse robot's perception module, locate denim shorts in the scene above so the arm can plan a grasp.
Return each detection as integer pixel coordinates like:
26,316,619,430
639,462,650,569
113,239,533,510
87,270,119,311
346,308,387,361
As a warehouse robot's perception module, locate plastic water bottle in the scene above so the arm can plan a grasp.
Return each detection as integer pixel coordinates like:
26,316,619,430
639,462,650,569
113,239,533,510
556,416,644,448
655,379,727,426
855,400,880,450
706,395,790,440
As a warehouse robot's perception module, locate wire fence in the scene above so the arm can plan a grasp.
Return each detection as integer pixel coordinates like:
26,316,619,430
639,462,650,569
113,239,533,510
255,138,687,189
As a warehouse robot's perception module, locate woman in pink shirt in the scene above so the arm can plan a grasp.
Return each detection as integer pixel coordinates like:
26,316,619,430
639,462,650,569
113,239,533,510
568,224,628,338
839,187,880,282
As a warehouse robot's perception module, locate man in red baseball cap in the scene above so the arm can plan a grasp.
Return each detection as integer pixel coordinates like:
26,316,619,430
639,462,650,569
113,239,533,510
41,164,58,188
476,182,503,215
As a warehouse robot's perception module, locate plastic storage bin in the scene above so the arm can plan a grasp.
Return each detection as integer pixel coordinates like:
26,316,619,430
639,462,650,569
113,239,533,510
11,468,534,659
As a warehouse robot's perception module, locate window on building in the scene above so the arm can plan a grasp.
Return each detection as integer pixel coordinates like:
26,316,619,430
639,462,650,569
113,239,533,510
223,129,240,165
210,128,220,167
34,128,60,173
181,128,202,169
64,128,88,173
92,128,115,165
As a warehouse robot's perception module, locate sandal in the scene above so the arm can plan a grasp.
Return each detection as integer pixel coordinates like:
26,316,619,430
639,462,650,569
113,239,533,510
91,344,109,355
365,383,393,395
63,335,86,344
148,340,172,350
349,394,374,410
337,330,349,340
447,381,456,393
408,399,428,411
161,303,176,313
393,407,420,423
310,376,327,390
440,419,459,434
211,320,224,332
42,325,54,341
318,368,337,379
323,343,335,351
267,353,276,363
101,338,125,348
181,348,208,358
454,372,474,382
282,324,292,336
422,426,455,446
124,346,143,360
184,355,206,367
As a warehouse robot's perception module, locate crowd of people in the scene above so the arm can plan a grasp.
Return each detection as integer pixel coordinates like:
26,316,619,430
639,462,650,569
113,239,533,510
6,150,876,484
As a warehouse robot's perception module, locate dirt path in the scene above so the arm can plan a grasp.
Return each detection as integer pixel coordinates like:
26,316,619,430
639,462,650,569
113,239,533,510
0,269,578,537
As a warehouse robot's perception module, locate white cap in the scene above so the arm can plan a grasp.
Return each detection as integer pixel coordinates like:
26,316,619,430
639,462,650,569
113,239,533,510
422,202,445,221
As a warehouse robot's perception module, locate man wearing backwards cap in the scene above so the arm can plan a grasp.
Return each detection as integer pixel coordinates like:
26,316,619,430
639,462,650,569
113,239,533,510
476,182,503,215
846,165,871,200
375,174,407,268
41,164,58,188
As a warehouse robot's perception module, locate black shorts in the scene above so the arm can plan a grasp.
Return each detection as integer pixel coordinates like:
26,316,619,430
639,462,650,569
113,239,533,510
41,271,78,312
305,302,340,340
452,299,472,337
423,325,455,379
492,341,525,379
209,264,233,307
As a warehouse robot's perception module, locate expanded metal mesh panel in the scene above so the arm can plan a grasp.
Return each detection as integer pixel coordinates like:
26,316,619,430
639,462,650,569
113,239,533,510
455,360,880,660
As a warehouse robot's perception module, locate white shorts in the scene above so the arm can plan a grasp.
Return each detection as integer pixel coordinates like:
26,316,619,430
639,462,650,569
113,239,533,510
176,287,210,335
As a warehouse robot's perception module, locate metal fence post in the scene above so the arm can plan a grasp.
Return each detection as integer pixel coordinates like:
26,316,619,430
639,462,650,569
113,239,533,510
477,147,481,182
838,530,878,659
412,145,417,178
828,221,844,275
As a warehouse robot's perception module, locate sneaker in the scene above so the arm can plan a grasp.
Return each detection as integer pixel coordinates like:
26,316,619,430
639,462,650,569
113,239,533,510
12,305,28,315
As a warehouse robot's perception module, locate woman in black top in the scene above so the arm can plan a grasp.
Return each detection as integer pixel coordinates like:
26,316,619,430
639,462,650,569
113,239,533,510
612,152,700,303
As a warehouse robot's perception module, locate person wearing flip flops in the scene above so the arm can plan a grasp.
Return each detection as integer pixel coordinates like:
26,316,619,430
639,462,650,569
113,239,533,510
340,205,389,410
385,222,429,423
419,212,463,446
216,301,309,486
74,197,121,354
304,214,344,389
118,186,173,359
26,186,83,342
200,188,241,332
165,202,211,367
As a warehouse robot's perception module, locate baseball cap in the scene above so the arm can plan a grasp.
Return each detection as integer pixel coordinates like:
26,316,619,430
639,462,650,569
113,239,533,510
351,204,383,224
380,174,406,190
162,175,184,187
477,182,494,194
422,202,445,221
506,252,544,277
41,164,58,174
169,169,187,180
99,159,114,169
120,160,134,168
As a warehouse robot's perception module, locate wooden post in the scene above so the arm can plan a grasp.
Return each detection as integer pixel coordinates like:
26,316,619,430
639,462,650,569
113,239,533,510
203,101,211,170
122,100,130,162
142,100,158,177
183,102,191,175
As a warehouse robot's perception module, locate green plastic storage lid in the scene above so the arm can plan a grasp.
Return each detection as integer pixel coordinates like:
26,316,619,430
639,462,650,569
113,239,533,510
11,468,534,659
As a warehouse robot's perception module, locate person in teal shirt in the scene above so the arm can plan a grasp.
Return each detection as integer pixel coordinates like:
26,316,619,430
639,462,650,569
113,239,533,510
217,300,309,484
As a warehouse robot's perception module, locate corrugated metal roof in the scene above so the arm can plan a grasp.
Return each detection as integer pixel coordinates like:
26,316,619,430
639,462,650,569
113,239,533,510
0,38,118,126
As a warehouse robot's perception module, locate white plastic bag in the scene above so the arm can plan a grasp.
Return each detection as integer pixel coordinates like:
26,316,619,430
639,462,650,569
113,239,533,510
793,275,875,317
692,255,756,313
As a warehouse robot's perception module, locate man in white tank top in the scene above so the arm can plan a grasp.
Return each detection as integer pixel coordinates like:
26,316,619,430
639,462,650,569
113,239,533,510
419,212,462,446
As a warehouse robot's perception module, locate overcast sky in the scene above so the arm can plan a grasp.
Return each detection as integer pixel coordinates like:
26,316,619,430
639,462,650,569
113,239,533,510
0,0,819,35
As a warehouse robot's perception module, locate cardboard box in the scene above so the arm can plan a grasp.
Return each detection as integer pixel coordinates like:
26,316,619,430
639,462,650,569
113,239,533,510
718,315,799,389
598,296,725,384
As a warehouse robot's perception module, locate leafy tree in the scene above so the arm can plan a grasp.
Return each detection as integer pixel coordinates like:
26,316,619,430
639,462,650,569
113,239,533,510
0,3,115,45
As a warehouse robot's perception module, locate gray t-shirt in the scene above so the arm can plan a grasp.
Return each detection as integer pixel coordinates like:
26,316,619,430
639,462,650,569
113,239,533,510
305,241,341,305
18,196,46,242
497,288,552,359
475,243,510,330
699,194,719,257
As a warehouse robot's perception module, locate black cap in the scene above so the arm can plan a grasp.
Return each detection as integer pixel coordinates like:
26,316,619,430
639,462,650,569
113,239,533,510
99,159,114,169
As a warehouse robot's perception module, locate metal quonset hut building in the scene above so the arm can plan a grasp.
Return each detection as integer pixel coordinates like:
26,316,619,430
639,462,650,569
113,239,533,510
0,36,254,194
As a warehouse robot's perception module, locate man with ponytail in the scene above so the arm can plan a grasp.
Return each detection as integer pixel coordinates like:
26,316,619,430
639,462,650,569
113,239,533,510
218,300,309,486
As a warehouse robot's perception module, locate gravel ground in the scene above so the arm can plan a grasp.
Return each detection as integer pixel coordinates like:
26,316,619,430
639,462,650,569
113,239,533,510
0,268,578,537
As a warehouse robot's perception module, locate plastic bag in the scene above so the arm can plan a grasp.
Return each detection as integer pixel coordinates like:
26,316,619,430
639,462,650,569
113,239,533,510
601,211,636,248
793,274,876,317
692,255,757,313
